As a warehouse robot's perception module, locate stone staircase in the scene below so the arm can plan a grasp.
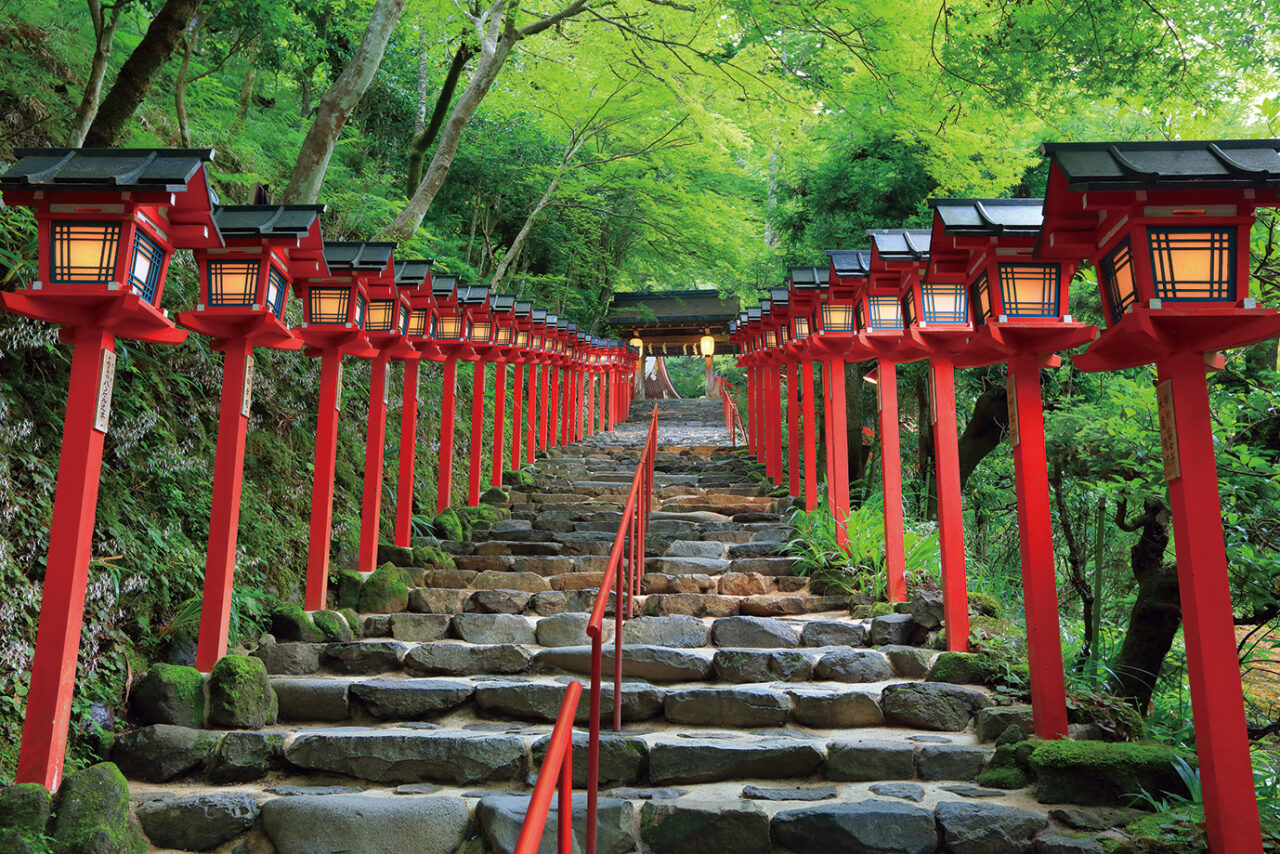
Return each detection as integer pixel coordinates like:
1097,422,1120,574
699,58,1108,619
110,398,1092,854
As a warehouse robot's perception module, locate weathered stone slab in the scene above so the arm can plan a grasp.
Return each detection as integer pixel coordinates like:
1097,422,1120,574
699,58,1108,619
284,730,525,784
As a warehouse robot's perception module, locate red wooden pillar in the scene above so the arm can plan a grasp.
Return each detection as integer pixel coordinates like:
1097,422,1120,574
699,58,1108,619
541,365,553,450
305,348,344,609
512,363,525,469
761,366,775,479
600,371,608,432
821,360,836,518
587,372,596,436
929,358,970,652
195,338,254,671
767,364,784,486
529,364,540,460
1007,354,1069,739
548,367,560,446
358,352,392,571
826,358,850,552
1158,351,1263,853
876,359,907,603
436,358,459,513
491,360,506,487
394,359,420,547
749,366,761,459
468,360,487,506
786,362,800,498
801,360,818,512
17,326,115,790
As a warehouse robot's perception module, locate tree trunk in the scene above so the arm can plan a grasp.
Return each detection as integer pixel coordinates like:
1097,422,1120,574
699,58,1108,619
1111,497,1182,712
414,27,428,134
957,378,1009,488
235,43,258,123
68,0,124,147
1051,460,1097,661
405,38,473,196
174,31,195,146
380,2,516,241
915,370,936,517
490,171,562,290
297,62,316,118
281,0,407,204
84,0,204,147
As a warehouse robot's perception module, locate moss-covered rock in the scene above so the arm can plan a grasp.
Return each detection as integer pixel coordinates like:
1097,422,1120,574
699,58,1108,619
356,562,410,613
268,602,325,643
338,608,361,637
976,766,1030,789
969,592,1004,619
411,545,454,571
849,604,873,619
1029,740,1194,807
458,504,502,526
331,568,364,611
49,763,146,854
479,487,508,506
928,650,1028,692
0,783,52,833
130,663,205,728
503,468,534,487
312,610,355,642
433,508,465,541
869,601,894,618
207,655,278,729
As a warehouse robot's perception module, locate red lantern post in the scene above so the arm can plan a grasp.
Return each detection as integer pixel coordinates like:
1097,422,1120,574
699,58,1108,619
1,148,219,789
1038,139,1280,854
294,242,387,606
488,295,517,486
927,197,1098,738
510,300,534,468
429,275,473,513
533,311,551,452
460,285,496,506
782,277,820,512
394,259,438,547
182,204,327,670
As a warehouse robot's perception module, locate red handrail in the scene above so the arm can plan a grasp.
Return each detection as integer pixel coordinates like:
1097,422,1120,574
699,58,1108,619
714,377,745,446
515,403,659,854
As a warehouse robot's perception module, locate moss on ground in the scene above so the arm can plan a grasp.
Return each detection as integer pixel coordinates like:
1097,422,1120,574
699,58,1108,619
411,545,454,570
1029,740,1195,807
357,562,410,613
433,508,465,541
268,602,325,643
48,763,146,854
312,609,354,642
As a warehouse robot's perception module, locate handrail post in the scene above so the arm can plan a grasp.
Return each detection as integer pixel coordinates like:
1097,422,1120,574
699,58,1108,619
558,737,573,854
614,541,625,731
588,633,601,854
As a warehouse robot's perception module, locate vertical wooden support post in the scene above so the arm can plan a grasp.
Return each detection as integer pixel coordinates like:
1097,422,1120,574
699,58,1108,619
705,354,715,397
491,361,506,488
538,363,550,451
827,358,850,552
512,363,524,469
394,359,420,547
548,367,559,447
196,337,254,672
587,372,595,436
1006,354,1069,739
600,371,608,432
746,367,758,458
929,358,970,651
358,352,392,571
305,348,343,609
762,366,775,481
468,360,487,506
802,360,818,512
1157,351,1263,854
786,362,800,498
17,326,115,789
768,364,784,486
436,357,458,513
821,360,836,519
877,359,907,603
528,365,539,461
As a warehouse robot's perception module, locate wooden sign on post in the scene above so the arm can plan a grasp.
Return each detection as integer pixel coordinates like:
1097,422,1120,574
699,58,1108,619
1006,372,1020,447
1156,379,1180,482
335,361,344,411
94,350,117,433
241,354,255,417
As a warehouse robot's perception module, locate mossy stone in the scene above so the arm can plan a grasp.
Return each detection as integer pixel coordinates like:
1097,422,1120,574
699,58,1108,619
976,766,1030,789
503,469,534,487
850,604,873,619
458,504,501,525
995,724,1027,746
479,487,508,506
433,508,465,541
411,545,455,570
332,568,364,610
357,562,410,613
1029,740,1194,807
312,610,355,642
49,763,146,854
0,783,52,833
207,655,278,729
870,602,894,618
969,592,1004,619
131,663,205,728
338,608,361,637
928,651,994,685
268,602,325,643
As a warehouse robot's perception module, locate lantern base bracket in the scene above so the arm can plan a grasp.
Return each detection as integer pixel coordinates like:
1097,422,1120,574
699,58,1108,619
1075,306,1280,372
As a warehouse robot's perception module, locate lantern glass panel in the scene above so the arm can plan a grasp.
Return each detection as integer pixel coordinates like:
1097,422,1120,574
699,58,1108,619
778,326,789,345
435,315,463,340
998,263,1060,317
365,299,396,332
206,260,259,306
265,265,286,316
409,308,429,337
470,320,492,343
821,303,855,333
920,282,967,324
516,331,529,347
308,287,350,324
398,303,410,333
901,293,917,328
354,293,367,328
868,295,901,330
128,230,166,304
496,326,512,345
1100,238,1137,326
971,272,992,326
793,316,810,339
51,222,121,283
766,329,778,347
1147,227,1235,301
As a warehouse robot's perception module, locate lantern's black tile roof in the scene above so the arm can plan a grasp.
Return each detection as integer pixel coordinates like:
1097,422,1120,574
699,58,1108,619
458,285,491,306
1041,139,1280,190
556,319,570,331
729,320,738,333
513,300,533,317
868,229,931,261
790,266,831,288
545,314,559,326
929,198,1043,235
490,295,515,313
432,276,459,300
394,259,433,286
532,309,548,323
0,148,215,193
767,287,791,307
213,205,325,238
824,250,872,277
324,242,396,271
747,306,762,321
